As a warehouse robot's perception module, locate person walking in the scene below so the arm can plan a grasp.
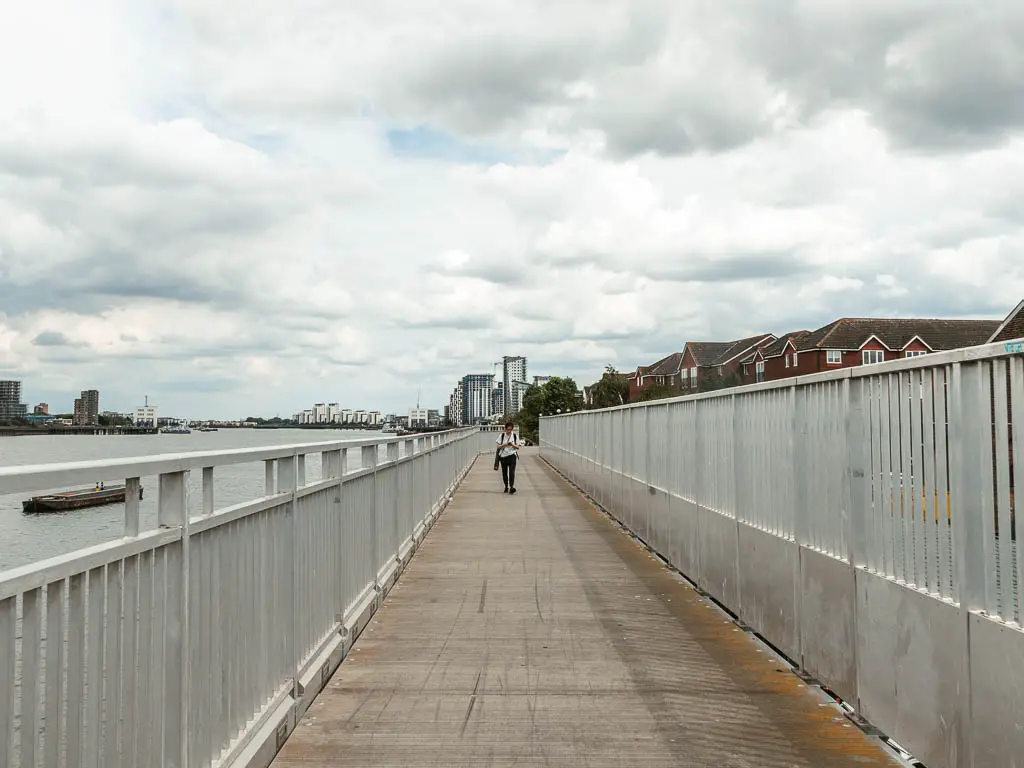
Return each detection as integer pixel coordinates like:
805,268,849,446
494,421,521,494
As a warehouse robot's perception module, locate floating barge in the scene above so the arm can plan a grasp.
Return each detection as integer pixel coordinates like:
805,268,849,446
22,484,144,514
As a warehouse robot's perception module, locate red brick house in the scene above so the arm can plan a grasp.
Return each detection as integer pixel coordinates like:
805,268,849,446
990,300,1024,344
744,317,1000,383
741,331,811,384
680,334,775,392
629,352,684,400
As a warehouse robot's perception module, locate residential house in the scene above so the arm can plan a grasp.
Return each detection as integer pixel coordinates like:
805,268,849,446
744,317,1001,383
989,300,1024,344
629,352,684,400
679,334,776,392
741,331,810,384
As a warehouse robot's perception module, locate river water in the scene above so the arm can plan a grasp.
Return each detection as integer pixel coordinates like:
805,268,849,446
0,428,381,572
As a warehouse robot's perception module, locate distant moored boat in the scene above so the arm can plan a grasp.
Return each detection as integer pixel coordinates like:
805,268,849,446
22,484,144,514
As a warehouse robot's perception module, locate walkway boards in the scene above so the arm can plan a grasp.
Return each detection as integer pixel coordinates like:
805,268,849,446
273,451,900,767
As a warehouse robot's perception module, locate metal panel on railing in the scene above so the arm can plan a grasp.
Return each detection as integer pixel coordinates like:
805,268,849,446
541,341,1024,768
0,428,478,768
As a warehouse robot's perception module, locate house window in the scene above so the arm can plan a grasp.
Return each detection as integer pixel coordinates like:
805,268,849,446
792,351,798,365
826,350,842,365
785,356,790,368
862,350,885,365
905,350,927,358
756,361,765,383
689,367,697,385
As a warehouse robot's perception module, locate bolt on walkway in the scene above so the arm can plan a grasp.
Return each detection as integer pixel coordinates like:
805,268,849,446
273,451,901,767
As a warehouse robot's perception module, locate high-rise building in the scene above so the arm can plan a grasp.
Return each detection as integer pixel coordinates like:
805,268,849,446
491,383,504,418
502,356,528,416
533,375,551,387
449,386,464,427
0,380,27,420
74,389,100,425
34,403,49,415
461,374,494,424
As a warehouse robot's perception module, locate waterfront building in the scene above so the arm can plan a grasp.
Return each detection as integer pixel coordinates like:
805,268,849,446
0,380,27,420
73,389,100,426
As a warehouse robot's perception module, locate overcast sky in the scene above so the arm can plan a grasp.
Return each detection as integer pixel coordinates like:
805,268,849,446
2,1,1023,418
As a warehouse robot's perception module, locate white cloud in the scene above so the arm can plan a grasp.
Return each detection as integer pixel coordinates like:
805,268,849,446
1,0,1023,418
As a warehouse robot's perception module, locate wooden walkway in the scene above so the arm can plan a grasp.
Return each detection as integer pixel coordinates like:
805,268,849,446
273,451,901,767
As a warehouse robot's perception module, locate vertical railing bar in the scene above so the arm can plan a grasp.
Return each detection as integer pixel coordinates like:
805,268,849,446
921,369,938,594
135,552,153,764
1010,356,1024,624
994,359,1013,621
879,376,893,578
21,587,42,767
910,369,926,588
66,572,87,765
898,371,913,584
0,596,15,768
43,578,66,768
103,561,124,766
119,556,139,768
979,363,999,615
83,566,104,768
936,367,952,599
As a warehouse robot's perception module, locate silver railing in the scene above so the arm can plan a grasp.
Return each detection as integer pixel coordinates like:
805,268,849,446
0,429,480,768
541,339,1024,768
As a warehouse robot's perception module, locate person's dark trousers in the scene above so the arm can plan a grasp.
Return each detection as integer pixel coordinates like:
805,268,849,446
500,454,517,492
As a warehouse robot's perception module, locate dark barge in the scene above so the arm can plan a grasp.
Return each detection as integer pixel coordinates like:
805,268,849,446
22,484,144,514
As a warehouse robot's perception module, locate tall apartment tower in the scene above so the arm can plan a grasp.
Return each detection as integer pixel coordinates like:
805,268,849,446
0,380,26,420
502,356,528,416
74,389,100,425
460,374,494,425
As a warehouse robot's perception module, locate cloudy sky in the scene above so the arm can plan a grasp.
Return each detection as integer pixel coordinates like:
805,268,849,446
2,1,1024,418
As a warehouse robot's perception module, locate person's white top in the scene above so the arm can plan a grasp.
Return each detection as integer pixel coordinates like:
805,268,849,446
496,430,520,459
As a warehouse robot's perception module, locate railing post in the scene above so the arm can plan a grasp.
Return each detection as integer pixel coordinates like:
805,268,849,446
264,459,276,495
202,467,214,517
158,471,189,768
125,477,141,536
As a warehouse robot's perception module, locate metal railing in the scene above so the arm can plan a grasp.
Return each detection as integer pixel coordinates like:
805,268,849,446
541,340,1024,768
0,429,480,768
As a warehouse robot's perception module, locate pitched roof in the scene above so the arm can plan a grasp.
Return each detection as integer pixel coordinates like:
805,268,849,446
684,341,734,366
758,331,811,359
710,334,776,366
989,300,1024,344
645,351,684,377
795,318,1000,353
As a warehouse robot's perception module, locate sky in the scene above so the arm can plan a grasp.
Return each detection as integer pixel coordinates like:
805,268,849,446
2,1,1024,419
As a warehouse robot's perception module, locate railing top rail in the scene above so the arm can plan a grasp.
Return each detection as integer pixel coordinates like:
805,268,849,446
0,428,476,494
547,337,1024,417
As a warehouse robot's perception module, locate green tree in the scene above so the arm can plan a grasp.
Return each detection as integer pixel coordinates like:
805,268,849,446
586,365,631,409
517,376,582,443
698,369,741,393
636,382,680,402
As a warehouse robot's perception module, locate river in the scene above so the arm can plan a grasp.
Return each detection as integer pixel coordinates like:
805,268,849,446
0,428,382,572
